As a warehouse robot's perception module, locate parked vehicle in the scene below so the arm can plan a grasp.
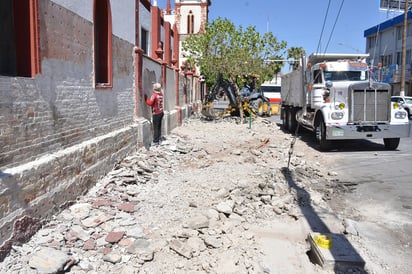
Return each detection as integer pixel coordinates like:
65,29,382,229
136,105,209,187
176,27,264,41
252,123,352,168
391,95,412,119
281,53,410,150
260,83,281,115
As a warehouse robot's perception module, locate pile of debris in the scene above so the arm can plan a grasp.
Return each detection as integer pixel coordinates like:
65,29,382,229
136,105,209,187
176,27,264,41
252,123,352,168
0,117,341,274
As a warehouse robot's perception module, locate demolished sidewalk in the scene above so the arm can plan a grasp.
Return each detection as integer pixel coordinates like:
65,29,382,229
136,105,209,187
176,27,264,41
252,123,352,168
0,117,365,274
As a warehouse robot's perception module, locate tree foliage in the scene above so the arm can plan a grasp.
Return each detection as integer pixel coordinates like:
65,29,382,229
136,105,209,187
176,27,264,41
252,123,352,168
182,17,287,88
287,47,306,70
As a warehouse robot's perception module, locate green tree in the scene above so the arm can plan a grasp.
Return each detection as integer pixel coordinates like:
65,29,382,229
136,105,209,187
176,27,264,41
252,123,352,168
287,47,306,70
182,17,287,88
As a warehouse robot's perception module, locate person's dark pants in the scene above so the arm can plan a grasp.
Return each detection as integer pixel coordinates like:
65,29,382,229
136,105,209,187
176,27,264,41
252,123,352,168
152,112,164,143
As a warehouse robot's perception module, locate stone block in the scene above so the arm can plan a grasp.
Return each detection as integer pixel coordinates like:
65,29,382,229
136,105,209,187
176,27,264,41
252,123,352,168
307,232,365,272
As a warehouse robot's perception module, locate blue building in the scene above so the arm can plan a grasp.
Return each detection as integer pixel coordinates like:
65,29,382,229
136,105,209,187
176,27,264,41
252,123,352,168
365,10,412,95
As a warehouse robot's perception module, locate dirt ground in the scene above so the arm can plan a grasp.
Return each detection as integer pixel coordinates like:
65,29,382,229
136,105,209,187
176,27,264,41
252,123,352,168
0,115,406,273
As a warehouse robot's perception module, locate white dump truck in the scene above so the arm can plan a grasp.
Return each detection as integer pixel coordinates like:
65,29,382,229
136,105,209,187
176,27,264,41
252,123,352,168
281,53,410,150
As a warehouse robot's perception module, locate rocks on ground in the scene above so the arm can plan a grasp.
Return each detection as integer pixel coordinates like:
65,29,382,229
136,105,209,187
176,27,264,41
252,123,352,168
0,117,350,274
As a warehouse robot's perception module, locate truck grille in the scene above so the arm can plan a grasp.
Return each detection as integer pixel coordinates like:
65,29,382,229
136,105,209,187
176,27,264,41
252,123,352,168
349,84,391,124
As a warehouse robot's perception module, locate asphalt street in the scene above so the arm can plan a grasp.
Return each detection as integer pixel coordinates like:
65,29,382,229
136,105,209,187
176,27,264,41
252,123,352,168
324,121,412,224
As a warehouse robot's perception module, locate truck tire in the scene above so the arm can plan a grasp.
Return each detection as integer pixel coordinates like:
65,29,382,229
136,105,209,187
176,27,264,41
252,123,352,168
282,108,289,131
287,108,298,133
406,108,411,120
315,115,332,151
383,138,400,150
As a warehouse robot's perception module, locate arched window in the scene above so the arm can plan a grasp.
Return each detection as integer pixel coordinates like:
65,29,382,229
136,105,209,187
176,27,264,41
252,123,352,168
93,0,112,88
0,0,40,77
187,10,194,34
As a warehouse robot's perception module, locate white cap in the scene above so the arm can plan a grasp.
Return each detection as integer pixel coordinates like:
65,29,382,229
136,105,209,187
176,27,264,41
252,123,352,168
153,82,161,91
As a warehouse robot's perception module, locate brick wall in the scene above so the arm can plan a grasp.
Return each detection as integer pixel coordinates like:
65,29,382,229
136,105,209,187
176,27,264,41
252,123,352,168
0,0,140,259
0,1,136,169
0,124,141,260
0,0,201,261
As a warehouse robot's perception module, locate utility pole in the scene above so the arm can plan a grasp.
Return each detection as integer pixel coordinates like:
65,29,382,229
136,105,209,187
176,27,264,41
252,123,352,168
400,0,408,96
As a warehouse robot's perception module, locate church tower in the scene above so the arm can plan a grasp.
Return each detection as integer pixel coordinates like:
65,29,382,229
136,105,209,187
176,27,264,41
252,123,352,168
174,0,210,37
173,0,211,70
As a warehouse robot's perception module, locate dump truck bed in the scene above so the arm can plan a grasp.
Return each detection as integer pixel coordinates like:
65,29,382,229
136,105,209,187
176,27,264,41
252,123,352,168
281,68,305,107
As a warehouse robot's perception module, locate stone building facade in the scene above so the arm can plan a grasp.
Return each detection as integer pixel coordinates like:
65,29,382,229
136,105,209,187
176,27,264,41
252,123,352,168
0,0,209,260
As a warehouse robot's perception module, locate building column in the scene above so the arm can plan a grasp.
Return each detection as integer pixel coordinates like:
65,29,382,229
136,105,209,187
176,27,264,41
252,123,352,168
151,6,161,58
134,0,143,119
134,47,144,119
164,21,172,66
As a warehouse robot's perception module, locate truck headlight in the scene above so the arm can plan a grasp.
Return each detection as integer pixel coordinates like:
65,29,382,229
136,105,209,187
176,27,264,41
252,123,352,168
334,103,345,110
331,112,344,120
394,111,407,119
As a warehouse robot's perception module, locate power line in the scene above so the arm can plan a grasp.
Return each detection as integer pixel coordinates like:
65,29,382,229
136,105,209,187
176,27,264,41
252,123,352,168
316,0,331,54
324,0,345,54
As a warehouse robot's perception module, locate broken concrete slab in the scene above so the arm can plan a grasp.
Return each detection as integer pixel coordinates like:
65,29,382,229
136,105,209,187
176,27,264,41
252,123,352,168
307,232,365,272
28,247,72,273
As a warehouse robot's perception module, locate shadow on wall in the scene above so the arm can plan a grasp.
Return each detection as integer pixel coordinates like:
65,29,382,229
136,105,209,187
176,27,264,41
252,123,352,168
143,69,158,99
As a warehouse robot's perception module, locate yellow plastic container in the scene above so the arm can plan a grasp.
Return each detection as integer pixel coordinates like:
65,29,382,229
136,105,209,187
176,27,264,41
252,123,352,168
314,234,332,249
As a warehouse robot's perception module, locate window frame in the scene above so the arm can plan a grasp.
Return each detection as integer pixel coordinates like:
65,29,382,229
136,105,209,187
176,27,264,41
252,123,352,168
0,0,41,77
141,27,149,54
93,0,113,88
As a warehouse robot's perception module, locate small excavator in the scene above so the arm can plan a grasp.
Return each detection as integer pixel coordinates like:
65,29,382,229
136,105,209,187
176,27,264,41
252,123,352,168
201,74,271,119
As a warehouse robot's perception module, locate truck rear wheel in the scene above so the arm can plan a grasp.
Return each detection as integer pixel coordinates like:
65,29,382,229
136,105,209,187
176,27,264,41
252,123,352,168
316,115,332,151
282,108,289,131
383,138,400,150
287,108,298,133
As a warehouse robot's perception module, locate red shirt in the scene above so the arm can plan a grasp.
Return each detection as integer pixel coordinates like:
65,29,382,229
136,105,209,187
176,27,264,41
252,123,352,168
146,92,164,114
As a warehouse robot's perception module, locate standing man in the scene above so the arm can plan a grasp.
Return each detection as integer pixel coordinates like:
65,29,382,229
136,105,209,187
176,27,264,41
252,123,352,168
145,82,164,146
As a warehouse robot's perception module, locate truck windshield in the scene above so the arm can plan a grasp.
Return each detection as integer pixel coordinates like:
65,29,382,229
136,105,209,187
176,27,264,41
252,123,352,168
324,71,367,81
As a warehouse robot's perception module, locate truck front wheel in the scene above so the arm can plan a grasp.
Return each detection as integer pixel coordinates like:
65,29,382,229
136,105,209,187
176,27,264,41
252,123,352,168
315,115,332,151
383,138,400,150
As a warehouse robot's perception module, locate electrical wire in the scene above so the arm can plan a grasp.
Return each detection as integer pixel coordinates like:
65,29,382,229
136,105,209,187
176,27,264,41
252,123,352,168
372,24,380,59
372,23,381,72
316,0,331,54
323,0,345,54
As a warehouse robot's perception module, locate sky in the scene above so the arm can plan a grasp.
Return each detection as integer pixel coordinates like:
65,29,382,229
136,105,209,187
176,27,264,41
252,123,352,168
157,0,403,57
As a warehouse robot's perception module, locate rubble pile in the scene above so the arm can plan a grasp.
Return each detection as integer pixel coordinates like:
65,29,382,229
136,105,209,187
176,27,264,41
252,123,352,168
0,117,339,274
